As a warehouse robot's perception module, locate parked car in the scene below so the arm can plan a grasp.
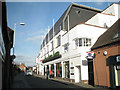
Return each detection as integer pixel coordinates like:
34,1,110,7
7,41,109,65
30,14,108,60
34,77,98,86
25,70,32,76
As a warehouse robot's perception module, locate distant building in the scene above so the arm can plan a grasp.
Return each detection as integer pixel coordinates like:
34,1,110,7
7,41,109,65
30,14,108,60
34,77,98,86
33,65,37,73
19,63,26,72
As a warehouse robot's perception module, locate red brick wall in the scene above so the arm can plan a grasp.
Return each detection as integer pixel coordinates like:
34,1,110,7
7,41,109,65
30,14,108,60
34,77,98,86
93,43,120,87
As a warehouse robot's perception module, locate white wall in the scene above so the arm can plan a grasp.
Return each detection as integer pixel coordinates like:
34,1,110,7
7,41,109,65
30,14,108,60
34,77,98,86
86,13,116,28
38,23,107,81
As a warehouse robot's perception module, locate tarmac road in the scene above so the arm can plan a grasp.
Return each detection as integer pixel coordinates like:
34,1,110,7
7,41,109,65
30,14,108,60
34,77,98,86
12,72,93,88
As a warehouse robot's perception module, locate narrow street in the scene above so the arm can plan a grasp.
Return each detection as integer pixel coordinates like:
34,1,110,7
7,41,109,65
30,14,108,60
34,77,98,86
12,72,94,88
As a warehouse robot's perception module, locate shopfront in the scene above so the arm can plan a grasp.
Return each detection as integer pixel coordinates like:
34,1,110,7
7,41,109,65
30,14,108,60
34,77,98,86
56,62,62,77
108,55,120,88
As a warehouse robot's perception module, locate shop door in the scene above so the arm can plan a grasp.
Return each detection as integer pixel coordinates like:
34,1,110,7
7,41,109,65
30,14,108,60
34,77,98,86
88,59,94,86
65,61,70,78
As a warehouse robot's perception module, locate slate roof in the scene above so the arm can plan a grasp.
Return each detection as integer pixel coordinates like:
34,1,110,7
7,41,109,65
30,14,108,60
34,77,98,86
91,18,120,50
41,3,102,49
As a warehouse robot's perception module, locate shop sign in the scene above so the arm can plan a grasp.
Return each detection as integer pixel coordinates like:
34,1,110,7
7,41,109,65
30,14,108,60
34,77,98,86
86,51,94,59
116,56,120,62
82,60,88,66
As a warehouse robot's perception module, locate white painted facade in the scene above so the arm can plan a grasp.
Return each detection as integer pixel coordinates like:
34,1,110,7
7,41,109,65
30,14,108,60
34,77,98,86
36,3,120,83
86,3,120,28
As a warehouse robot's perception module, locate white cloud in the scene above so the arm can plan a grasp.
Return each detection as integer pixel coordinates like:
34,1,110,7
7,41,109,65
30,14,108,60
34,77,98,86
15,54,37,66
25,35,44,45
26,36,44,41
25,28,48,44
28,28,48,36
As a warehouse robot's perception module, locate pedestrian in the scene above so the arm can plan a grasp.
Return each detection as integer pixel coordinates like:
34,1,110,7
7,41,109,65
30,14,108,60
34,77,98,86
58,70,60,77
52,70,54,78
49,70,52,78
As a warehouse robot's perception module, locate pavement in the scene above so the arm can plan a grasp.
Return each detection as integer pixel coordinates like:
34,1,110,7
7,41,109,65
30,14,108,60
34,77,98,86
33,73,95,88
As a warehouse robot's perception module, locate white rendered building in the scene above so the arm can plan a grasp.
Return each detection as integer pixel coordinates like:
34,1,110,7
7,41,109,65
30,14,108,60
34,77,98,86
36,3,120,83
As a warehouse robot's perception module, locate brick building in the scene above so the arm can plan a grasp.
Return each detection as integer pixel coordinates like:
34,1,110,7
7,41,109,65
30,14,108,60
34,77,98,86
91,19,120,88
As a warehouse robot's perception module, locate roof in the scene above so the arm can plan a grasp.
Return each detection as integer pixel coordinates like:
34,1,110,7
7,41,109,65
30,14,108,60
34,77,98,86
41,3,101,48
91,18,120,50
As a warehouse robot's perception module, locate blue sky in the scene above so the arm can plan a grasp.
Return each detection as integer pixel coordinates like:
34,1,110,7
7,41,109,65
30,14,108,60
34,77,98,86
6,2,116,66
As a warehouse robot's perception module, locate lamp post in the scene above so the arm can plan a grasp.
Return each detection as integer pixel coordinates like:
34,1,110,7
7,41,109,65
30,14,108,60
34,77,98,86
13,23,25,56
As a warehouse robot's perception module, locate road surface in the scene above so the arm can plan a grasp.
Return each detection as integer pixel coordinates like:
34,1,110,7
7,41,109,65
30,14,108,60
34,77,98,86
12,72,94,88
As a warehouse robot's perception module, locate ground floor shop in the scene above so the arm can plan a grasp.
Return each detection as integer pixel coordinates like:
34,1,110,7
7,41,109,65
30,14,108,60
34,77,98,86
108,55,120,88
41,56,88,83
92,45,120,88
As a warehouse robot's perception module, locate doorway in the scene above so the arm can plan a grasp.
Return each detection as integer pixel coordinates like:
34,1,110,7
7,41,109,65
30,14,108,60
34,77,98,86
75,66,81,83
65,61,70,78
88,59,94,86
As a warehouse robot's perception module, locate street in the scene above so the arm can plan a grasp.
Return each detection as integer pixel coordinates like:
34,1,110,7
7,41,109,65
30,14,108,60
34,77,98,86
12,72,94,88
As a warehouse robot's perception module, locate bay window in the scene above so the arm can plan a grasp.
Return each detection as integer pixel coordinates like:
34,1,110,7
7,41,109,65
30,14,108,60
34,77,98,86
75,38,91,47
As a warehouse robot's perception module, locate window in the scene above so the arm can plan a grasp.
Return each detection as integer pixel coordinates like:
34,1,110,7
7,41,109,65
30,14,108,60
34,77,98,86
86,38,91,46
75,38,91,47
113,32,120,39
57,35,61,47
47,45,49,53
44,48,46,55
64,43,69,52
79,38,82,46
51,41,54,50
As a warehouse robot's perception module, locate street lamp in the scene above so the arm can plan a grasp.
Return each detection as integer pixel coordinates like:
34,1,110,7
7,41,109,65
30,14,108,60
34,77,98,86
13,23,25,56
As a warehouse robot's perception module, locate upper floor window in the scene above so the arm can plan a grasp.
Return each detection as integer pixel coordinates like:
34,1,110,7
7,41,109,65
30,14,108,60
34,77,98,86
47,45,49,53
75,38,91,47
51,41,54,51
44,48,46,55
113,32,120,39
57,35,61,47
63,43,69,52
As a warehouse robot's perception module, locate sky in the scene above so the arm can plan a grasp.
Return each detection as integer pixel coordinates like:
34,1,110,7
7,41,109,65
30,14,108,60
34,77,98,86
6,1,117,66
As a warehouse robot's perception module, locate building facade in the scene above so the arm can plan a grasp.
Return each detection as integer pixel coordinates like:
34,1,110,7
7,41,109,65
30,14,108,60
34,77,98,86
91,18,120,88
0,1,14,89
36,3,120,83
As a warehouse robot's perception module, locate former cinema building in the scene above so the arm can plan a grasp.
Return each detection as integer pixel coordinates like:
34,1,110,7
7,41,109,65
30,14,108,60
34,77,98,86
36,3,120,84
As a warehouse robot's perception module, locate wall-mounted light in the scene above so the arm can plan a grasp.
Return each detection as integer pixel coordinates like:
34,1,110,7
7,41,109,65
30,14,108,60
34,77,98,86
103,51,107,56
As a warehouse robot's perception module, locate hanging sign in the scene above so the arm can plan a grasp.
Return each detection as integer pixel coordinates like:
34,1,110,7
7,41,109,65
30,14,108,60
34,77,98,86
86,51,94,59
